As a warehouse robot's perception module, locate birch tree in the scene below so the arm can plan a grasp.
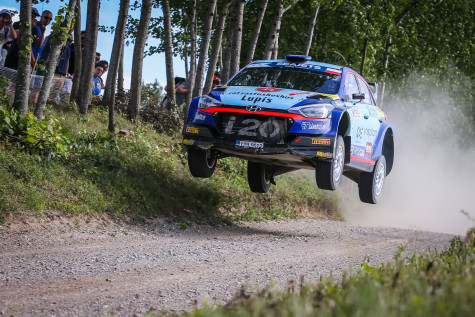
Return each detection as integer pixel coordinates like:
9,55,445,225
128,0,153,122
244,0,268,65
103,0,130,132
263,0,284,60
71,1,81,102
221,0,237,83
185,0,197,113
34,0,77,119
162,0,176,109
229,0,245,77
192,0,217,97
13,0,32,115
78,0,100,114
304,3,319,56
204,0,231,93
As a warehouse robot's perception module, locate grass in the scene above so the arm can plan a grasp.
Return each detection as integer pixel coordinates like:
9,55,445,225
171,235,475,317
0,102,339,224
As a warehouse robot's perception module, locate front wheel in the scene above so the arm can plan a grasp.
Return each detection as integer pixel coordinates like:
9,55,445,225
359,155,386,204
187,148,216,178
316,135,345,190
248,161,271,193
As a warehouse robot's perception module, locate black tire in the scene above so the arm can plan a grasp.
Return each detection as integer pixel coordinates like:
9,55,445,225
316,135,345,190
248,161,271,193
359,155,386,204
187,148,216,178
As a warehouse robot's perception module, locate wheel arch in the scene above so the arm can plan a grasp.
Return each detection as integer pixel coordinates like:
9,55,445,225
382,127,394,175
337,111,351,163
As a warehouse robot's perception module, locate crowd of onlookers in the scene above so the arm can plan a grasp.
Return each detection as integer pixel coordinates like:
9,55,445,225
0,7,109,103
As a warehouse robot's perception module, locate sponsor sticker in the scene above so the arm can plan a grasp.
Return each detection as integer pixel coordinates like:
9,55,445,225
256,88,282,92
287,91,312,96
317,151,333,158
194,112,206,121
353,106,362,119
186,127,199,134
183,139,195,145
351,145,365,157
312,139,331,145
301,122,327,130
365,142,373,157
236,140,264,149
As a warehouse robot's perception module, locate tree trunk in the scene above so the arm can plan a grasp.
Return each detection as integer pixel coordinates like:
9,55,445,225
245,0,268,65
162,0,176,110
304,3,319,56
128,0,153,122
118,43,124,92
13,0,32,115
229,0,245,77
263,0,284,60
192,0,217,97
380,0,419,107
184,0,197,113
221,0,236,83
78,0,100,114
204,0,231,93
360,38,368,76
103,0,130,133
71,0,82,102
34,0,77,119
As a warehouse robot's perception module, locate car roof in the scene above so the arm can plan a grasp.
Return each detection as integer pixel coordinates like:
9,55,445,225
251,59,344,71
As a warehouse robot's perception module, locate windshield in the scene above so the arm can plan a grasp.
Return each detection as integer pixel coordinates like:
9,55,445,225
228,67,341,94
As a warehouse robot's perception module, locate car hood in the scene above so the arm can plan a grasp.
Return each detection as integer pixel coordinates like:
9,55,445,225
218,86,337,110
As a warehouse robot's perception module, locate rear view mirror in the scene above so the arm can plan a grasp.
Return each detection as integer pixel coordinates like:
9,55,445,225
352,93,365,100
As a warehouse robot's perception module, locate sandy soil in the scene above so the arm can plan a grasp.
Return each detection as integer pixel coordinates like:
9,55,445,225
0,214,455,316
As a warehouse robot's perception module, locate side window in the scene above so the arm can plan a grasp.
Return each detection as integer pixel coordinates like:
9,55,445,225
344,74,360,102
358,78,373,105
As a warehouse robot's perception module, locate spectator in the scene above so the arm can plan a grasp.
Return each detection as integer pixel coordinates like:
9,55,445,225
67,31,86,76
96,60,108,89
95,52,100,63
92,65,104,96
163,77,188,108
32,10,53,61
212,76,221,89
0,9,17,66
4,7,41,70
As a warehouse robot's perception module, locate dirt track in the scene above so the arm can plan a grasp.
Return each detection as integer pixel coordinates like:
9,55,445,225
0,216,455,316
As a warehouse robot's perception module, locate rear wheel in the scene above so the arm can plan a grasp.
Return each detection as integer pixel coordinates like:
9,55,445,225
359,155,386,204
187,148,216,178
316,135,345,190
248,161,271,193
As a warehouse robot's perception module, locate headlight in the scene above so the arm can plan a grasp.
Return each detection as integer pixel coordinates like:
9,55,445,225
288,104,334,118
197,95,223,109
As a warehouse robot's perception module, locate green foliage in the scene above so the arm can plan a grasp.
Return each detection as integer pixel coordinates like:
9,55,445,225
0,102,338,222
181,237,475,317
0,96,72,158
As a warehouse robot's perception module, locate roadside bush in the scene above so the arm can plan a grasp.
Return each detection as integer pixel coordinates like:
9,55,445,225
183,237,475,317
0,103,72,159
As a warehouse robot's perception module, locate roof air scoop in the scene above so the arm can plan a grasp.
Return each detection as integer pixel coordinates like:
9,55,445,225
285,55,312,62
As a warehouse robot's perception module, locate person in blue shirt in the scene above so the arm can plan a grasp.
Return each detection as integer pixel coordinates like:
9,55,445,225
92,65,104,96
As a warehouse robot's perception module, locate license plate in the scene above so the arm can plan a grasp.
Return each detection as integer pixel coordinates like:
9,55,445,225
236,140,264,149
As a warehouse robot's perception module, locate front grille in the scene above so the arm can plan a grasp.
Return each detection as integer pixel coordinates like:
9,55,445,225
214,112,288,143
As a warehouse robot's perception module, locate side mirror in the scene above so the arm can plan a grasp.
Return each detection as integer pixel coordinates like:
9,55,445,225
352,93,365,100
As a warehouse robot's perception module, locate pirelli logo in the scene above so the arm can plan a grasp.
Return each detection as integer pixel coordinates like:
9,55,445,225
186,127,199,134
312,139,331,145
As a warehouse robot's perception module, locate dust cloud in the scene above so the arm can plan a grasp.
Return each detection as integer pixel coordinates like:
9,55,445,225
339,78,475,235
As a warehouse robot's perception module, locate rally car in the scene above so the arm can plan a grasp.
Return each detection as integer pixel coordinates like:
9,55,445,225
183,55,394,204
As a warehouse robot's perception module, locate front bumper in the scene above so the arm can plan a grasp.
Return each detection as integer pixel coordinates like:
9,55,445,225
183,123,335,169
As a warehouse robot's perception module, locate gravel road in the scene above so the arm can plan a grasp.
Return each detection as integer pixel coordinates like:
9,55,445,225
0,216,455,316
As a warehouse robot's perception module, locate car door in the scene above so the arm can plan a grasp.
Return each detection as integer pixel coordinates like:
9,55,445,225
343,72,380,163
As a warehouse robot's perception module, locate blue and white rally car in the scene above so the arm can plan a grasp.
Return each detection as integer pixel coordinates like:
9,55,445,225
183,55,394,204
